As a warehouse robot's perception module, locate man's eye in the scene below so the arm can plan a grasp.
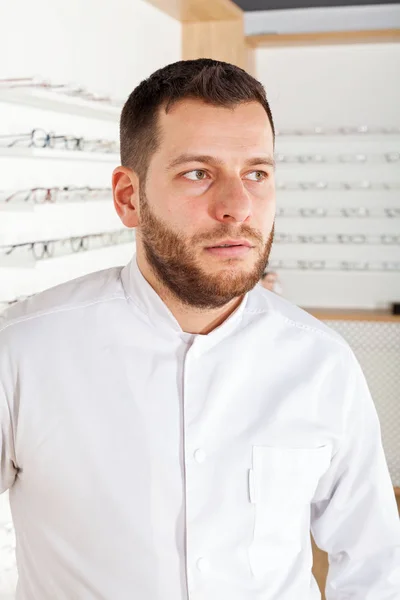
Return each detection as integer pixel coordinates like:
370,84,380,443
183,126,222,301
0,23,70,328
183,170,208,181
245,171,267,181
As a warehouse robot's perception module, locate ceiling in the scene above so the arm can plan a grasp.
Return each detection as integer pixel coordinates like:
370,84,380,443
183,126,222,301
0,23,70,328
233,0,399,11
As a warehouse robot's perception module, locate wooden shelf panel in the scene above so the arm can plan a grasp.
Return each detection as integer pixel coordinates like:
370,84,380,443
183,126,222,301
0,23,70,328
146,0,242,22
247,29,400,48
304,308,400,322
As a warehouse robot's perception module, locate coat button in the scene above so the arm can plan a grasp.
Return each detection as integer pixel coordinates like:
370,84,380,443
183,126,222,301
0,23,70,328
194,448,206,463
196,557,210,573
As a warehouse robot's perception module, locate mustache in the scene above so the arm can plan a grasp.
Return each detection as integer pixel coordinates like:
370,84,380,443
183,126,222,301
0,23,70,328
192,224,265,245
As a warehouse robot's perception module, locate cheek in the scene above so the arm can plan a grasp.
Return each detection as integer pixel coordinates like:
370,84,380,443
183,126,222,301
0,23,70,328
154,187,210,231
253,193,275,229
143,180,182,222
154,192,203,237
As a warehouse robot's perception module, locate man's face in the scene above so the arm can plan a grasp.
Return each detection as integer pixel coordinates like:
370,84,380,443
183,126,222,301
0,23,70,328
137,99,276,308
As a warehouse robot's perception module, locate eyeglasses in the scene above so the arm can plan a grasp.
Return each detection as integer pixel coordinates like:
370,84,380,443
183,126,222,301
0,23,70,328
276,181,400,190
269,259,400,272
275,126,400,136
276,207,400,219
275,152,400,164
0,77,122,106
1,186,112,204
0,128,119,153
275,233,400,245
1,229,135,264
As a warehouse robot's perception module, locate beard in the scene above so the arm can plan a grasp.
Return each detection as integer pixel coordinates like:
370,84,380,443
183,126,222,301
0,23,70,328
138,183,274,309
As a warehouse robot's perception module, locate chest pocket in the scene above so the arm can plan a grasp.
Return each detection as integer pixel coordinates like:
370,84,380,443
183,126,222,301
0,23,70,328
248,445,331,579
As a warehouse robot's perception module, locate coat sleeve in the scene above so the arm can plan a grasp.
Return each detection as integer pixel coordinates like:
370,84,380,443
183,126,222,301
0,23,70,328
311,348,400,600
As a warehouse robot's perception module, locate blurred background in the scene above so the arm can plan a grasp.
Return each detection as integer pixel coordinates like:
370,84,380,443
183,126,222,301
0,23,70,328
0,0,399,597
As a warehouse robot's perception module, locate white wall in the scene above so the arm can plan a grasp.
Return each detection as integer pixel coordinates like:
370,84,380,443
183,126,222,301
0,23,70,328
256,43,400,128
0,0,181,98
0,0,181,595
255,42,400,309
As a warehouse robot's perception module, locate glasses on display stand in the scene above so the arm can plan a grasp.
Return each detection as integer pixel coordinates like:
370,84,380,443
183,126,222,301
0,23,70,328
1,229,136,265
276,207,400,219
275,233,400,245
275,125,400,136
269,260,400,272
0,74,125,329
0,129,119,153
0,77,122,107
275,152,400,164
1,186,112,205
276,181,400,191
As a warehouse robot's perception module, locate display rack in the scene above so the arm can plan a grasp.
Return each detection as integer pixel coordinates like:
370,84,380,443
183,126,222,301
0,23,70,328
269,128,400,307
0,78,124,310
0,86,121,121
0,147,119,162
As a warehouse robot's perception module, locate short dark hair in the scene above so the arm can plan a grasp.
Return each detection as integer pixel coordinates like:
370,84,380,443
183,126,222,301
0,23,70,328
120,58,275,180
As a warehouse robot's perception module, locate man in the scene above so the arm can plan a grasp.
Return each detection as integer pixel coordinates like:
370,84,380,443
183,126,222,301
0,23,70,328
0,59,399,600
260,270,282,294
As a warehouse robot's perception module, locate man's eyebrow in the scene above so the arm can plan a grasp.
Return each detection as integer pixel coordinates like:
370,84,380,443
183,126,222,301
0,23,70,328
166,154,275,171
244,156,276,169
166,154,222,171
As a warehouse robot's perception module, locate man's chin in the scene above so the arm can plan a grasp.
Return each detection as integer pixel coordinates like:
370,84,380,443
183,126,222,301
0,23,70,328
205,269,262,291
199,266,263,293
198,254,257,272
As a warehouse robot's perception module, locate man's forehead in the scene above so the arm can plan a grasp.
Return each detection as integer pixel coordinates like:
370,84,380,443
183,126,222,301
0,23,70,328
156,99,274,157
158,98,272,132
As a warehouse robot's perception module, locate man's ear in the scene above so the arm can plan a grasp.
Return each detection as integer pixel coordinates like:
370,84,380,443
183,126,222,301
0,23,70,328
112,166,140,228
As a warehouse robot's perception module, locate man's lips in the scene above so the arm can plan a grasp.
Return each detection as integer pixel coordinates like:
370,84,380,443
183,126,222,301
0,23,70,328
204,240,254,258
205,239,253,249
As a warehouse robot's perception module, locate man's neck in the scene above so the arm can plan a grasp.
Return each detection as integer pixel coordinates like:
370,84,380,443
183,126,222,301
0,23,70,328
136,252,244,335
